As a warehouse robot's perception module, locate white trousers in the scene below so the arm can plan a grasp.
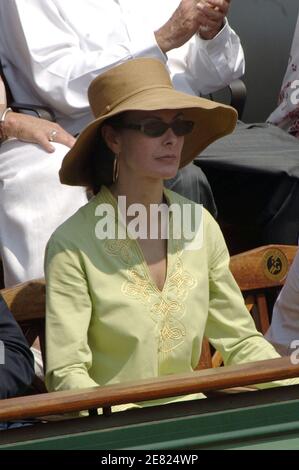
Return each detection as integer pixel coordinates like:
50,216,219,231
0,139,87,287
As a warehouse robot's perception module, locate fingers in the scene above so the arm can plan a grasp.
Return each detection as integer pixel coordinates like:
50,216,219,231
55,130,76,149
198,0,230,14
196,0,229,38
44,123,75,149
197,3,226,20
38,134,56,153
4,112,76,152
39,127,75,152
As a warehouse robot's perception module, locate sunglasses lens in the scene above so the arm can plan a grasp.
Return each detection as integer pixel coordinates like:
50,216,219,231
172,120,194,136
125,119,195,137
143,121,168,137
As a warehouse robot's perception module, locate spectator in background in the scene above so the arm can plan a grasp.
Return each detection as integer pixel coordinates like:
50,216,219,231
268,14,299,137
0,83,87,287
266,250,299,356
0,295,34,401
0,0,244,218
266,14,299,356
196,8,299,250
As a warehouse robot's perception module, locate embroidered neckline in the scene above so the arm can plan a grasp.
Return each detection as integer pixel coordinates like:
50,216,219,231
99,185,198,354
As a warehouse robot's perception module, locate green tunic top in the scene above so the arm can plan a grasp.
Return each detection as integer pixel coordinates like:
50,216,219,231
45,186,296,395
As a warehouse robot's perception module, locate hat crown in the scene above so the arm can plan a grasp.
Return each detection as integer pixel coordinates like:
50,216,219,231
88,58,173,118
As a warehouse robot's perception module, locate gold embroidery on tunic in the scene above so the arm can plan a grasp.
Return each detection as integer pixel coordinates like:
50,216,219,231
104,239,133,265
167,258,197,300
103,224,197,354
122,269,153,303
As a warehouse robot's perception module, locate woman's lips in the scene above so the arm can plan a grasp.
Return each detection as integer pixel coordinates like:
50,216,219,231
155,155,177,161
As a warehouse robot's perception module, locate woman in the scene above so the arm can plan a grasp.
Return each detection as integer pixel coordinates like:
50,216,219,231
45,58,298,399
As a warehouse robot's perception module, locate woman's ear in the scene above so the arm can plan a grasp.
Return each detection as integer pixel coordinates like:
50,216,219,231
101,125,122,154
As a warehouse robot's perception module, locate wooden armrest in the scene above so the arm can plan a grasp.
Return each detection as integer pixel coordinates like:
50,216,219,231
1,278,45,322
230,244,298,291
0,357,298,422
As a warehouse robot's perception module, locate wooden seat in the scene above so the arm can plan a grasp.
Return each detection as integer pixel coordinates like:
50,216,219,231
230,244,298,332
198,244,298,369
1,279,46,392
1,278,46,360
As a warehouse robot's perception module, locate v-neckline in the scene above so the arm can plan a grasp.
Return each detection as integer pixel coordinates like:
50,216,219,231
132,232,171,295
100,185,175,296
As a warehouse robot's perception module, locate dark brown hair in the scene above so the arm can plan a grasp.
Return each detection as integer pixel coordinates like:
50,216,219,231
89,113,125,195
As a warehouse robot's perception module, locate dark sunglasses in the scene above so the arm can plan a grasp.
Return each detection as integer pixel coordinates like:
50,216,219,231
117,118,194,137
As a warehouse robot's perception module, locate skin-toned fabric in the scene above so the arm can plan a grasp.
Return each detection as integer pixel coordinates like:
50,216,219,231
45,187,299,396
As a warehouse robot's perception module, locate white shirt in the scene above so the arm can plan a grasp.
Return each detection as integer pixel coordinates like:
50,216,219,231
0,0,244,134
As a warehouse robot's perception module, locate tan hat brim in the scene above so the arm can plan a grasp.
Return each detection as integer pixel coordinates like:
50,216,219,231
60,86,237,186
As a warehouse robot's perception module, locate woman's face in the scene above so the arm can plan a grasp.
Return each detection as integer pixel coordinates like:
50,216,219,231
103,109,185,181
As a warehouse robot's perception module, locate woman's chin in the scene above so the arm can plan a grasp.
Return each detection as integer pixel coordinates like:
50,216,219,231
162,170,179,180
143,165,179,181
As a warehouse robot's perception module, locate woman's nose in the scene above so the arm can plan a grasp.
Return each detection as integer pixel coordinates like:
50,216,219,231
162,127,178,145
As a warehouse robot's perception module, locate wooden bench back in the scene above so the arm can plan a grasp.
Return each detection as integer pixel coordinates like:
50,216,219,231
230,244,298,333
198,244,298,369
1,279,46,366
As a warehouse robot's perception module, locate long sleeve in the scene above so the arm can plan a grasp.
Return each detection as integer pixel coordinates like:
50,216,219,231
45,235,98,392
204,214,299,388
0,0,165,132
0,297,35,399
184,20,245,95
0,0,244,134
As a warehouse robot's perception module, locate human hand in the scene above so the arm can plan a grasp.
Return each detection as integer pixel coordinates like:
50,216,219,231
3,112,75,152
155,0,208,53
197,0,231,40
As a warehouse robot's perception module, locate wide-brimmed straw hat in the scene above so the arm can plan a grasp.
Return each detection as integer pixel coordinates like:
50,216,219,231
60,58,237,186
